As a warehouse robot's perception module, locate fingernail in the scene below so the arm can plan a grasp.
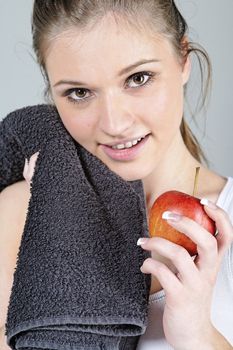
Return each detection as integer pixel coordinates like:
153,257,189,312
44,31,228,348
162,211,182,222
24,158,29,170
140,265,145,273
137,238,149,246
200,198,217,209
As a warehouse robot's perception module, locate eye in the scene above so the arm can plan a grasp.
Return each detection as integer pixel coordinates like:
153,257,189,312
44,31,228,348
126,71,156,89
66,88,92,104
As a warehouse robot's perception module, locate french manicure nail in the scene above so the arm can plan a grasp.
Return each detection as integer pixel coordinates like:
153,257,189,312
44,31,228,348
24,158,29,171
200,198,217,209
137,238,148,246
162,211,182,222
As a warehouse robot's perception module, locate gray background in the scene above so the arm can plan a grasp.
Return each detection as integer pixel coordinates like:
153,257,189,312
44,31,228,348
1,1,233,177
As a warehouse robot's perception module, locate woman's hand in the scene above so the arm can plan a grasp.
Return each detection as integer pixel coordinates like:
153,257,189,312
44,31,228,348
138,200,233,350
23,152,39,185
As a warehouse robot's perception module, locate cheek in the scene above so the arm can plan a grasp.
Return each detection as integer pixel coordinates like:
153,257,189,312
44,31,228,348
139,79,184,133
55,103,95,143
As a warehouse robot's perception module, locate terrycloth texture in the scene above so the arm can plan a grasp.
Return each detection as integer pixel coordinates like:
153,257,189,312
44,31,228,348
0,105,151,350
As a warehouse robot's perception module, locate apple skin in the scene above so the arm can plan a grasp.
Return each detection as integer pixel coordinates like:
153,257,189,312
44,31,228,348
149,190,216,256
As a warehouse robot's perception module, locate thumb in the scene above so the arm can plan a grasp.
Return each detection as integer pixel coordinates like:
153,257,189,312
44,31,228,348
23,151,40,185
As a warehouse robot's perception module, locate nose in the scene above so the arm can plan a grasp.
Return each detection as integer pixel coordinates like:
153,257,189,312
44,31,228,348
98,91,135,137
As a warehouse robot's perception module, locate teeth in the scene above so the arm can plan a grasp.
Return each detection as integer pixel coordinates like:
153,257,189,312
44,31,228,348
114,144,125,150
111,137,144,150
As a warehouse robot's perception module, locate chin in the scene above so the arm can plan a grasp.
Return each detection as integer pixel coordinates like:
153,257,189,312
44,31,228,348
94,148,154,182
107,163,152,182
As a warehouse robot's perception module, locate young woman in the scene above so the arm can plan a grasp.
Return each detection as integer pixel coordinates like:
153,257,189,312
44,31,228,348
1,1,233,349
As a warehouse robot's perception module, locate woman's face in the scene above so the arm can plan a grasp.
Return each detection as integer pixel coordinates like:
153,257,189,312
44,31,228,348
45,15,191,181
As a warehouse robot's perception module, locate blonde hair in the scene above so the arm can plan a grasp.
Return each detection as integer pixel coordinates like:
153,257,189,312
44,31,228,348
32,0,212,166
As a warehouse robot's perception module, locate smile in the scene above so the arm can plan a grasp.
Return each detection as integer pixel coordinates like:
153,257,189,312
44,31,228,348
101,134,150,161
111,136,146,150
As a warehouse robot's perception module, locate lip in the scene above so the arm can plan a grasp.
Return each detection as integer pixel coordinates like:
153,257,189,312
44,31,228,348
100,134,150,161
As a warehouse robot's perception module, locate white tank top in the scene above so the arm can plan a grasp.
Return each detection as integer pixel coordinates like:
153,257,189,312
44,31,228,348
137,176,233,349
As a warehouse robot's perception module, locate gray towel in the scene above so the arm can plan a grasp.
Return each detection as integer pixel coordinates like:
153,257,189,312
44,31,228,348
0,105,151,350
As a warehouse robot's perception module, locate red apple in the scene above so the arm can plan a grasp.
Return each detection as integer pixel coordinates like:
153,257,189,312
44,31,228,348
149,190,217,256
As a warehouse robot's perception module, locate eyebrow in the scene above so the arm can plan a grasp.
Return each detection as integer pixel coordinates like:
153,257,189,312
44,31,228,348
53,58,161,88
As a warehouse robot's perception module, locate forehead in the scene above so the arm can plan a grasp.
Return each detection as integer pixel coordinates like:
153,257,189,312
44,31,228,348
45,15,174,78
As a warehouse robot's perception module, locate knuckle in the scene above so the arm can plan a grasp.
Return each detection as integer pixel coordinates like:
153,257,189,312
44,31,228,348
218,207,230,222
143,257,154,269
144,258,164,274
203,271,217,288
155,262,167,275
204,235,218,251
171,245,188,261
151,237,159,245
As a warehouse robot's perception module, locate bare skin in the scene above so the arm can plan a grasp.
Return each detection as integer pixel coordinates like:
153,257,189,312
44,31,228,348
0,181,30,350
0,166,231,350
1,13,233,350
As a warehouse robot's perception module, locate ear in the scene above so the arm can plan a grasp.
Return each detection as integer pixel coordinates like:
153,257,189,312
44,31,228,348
182,54,191,86
180,36,191,86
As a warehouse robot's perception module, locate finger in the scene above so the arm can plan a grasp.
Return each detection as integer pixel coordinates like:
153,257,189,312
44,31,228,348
31,151,40,159
140,237,199,286
140,257,182,296
23,158,30,185
27,152,40,183
201,201,233,258
163,215,218,271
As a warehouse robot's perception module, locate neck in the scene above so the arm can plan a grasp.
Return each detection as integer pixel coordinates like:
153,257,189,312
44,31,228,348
142,132,203,213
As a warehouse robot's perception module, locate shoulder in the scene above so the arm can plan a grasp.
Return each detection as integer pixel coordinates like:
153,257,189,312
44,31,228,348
0,104,54,131
0,181,30,329
0,180,30,270
0,180,31,231
0,180,30,203
1,104,56,122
